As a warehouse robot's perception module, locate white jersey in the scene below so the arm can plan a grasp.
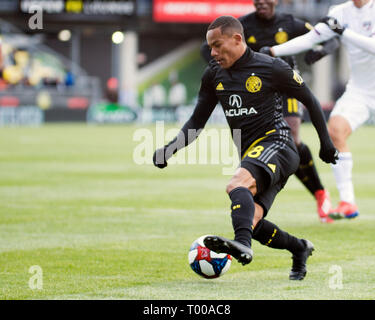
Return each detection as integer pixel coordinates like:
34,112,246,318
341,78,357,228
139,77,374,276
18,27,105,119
328,0,375,95
272,0,375,96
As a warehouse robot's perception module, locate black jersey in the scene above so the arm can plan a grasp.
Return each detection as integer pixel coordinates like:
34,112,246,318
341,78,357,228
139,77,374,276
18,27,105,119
167,48,330,158
239,12,312,69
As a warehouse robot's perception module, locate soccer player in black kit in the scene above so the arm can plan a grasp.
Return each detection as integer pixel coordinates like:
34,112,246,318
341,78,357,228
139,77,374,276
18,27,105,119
153,16,338,280
201,0,340,223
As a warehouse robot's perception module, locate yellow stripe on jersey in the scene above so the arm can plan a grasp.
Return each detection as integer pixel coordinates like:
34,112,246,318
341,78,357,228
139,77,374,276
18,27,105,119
266,129,276,135
241,129,276,160
305,22,314,30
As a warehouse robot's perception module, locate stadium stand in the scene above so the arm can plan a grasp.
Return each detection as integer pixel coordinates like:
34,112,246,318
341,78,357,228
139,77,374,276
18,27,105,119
0,18,101,123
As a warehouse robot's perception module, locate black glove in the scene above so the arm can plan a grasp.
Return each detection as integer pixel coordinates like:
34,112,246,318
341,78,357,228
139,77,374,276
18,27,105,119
259,46,273,56
304,48,326,65
319,142,339,164
153,147,169,169
320,16,345,35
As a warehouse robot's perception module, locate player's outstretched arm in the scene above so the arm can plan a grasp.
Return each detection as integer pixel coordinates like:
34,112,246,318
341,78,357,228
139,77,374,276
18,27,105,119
304,36,340,65
272,59,338,164
321,15,375,54
269,22,337,57
153,68,218,169
342,28,375,54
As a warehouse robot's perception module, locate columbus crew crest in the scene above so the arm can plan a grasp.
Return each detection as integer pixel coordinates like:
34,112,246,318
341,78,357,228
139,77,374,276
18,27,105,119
246,75,262,93
275,29,288,44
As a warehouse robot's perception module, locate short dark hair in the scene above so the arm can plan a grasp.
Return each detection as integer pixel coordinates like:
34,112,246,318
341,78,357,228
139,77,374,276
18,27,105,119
207,15,244,39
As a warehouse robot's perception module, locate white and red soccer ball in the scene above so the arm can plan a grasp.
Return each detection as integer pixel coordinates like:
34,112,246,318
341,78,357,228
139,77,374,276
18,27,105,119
188,235,232,279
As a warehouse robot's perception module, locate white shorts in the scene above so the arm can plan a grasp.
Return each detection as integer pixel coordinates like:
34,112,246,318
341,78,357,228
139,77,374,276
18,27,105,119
330,85,375,131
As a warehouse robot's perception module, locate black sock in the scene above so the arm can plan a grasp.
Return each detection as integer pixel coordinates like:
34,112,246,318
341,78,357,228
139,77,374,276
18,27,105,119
229,187,255,248
253,219,305,254
295,142,324,195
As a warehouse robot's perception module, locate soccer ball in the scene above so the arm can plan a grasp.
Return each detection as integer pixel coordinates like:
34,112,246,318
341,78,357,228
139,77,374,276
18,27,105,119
188,235,232,279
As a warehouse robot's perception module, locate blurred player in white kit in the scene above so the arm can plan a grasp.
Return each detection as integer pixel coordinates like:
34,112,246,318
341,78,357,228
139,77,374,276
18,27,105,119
262,0,375,219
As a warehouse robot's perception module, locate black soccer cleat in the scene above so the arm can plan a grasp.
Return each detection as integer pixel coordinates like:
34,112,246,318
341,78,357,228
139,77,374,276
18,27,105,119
203,235,253,266
289,239,315,281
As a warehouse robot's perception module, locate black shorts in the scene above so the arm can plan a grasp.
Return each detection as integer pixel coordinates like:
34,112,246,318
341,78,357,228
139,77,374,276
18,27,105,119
282,96,303,118
240,130,300,216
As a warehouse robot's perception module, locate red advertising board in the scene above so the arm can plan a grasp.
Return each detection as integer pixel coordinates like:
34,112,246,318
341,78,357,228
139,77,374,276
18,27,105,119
153,0,255,23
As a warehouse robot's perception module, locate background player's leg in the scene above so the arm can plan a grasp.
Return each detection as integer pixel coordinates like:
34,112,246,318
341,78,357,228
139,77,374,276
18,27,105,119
285,116,332,222
253,218,305,253
328,115,358,219
253,218,314,280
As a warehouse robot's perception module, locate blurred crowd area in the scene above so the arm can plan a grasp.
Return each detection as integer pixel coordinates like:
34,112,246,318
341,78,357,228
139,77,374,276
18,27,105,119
0,37,74,92
277,0,346,21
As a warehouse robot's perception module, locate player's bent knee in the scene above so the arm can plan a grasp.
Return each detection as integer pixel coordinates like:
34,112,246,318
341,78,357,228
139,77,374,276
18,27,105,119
226,181,245,195
253,204,264,227
226,168,256,195
291,132,301,146
328,116,352,139
328,124,345,147
284,117,301,145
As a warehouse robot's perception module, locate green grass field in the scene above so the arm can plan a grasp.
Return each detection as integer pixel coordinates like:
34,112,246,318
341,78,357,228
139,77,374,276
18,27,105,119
1,123,374,300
